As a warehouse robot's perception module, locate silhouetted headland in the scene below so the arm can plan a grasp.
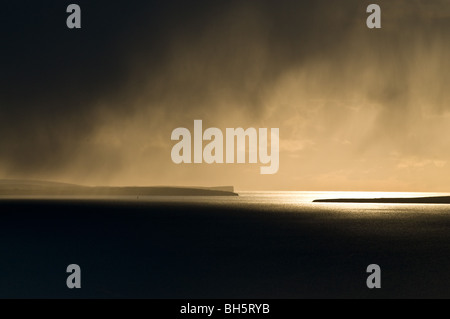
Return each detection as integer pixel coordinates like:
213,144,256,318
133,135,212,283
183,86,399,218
0,180,238,196
314,196,450,204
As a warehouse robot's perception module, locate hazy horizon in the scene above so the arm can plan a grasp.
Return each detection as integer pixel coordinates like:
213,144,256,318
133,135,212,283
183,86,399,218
2,177,450,195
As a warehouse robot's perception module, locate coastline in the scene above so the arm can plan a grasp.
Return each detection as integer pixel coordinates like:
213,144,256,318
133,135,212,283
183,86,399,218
0,180,238,197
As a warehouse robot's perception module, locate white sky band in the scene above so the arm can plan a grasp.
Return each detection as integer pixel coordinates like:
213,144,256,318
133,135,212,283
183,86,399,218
171,120,279,174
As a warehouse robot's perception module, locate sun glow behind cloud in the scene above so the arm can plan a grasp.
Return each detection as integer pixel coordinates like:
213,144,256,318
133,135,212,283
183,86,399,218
1,1,450,191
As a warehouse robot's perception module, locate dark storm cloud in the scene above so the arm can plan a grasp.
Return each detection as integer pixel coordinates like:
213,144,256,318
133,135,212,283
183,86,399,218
0,1,141,173
0,1,176,174
0,0,359,176
1,0,449,185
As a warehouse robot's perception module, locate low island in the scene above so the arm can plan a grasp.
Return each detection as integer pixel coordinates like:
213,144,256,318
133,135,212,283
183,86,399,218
313,196,450,204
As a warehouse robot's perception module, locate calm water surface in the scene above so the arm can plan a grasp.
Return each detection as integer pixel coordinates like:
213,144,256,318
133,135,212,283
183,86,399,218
2,191,450,298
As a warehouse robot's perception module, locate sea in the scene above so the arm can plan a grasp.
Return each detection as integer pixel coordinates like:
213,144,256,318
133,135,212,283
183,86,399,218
1,191,450,298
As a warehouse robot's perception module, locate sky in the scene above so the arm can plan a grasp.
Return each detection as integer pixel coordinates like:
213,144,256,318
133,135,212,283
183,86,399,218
1,0,450,191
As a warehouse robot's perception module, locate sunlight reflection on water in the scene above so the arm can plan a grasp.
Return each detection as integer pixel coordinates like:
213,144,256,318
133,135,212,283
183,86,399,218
235,191,450,215
120,191,450,216
4,191,450,216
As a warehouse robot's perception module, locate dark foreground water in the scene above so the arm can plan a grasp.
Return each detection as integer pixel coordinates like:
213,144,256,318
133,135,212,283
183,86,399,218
1,192,450,298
